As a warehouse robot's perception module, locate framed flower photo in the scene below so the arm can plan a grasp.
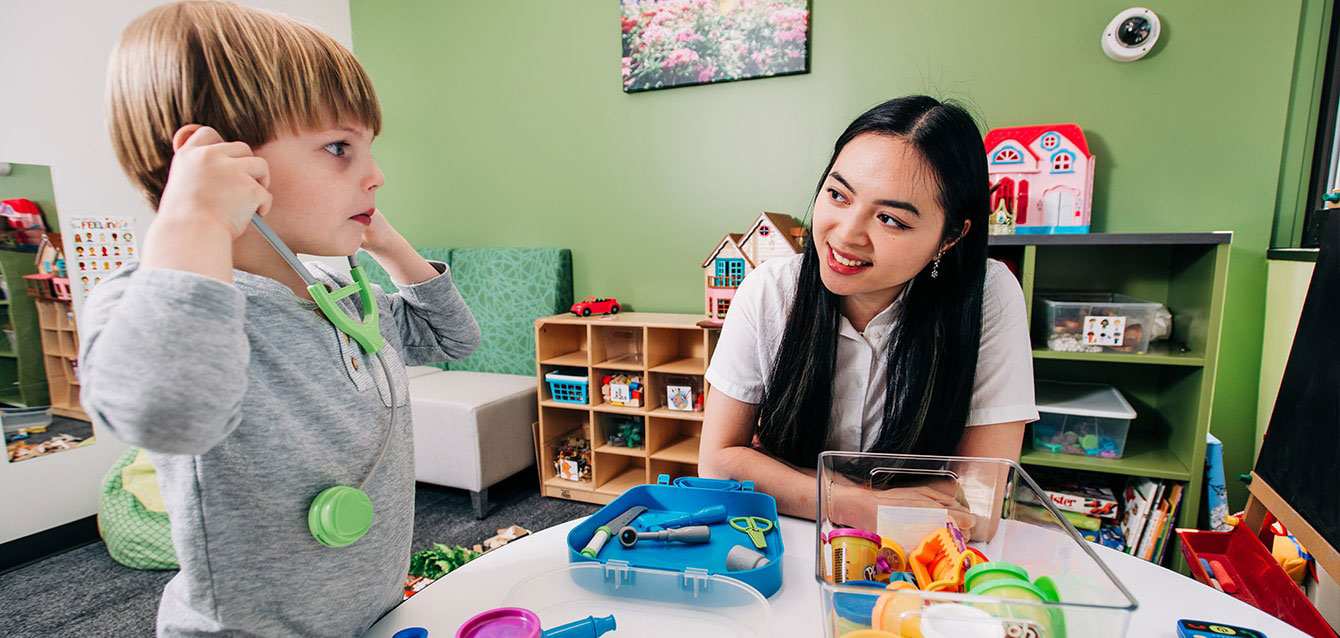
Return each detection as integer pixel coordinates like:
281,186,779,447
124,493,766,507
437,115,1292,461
621,0,811,93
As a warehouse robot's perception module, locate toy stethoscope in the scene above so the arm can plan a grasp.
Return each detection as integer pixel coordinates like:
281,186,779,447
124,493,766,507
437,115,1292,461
252,215,393,548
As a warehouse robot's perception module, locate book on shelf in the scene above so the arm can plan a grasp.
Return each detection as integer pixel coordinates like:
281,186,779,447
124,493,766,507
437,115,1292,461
1024,467,1120,519
1151,483,1185,563
1121,477,1160,553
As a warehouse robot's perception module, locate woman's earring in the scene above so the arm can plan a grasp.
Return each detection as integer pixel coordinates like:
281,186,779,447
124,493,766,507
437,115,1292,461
931,256,942,279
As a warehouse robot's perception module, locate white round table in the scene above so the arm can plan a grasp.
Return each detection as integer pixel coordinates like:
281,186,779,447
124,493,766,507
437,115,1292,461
366,516,1309,637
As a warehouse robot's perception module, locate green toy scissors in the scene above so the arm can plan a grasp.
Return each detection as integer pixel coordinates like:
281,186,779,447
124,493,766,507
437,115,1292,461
729,516,774,550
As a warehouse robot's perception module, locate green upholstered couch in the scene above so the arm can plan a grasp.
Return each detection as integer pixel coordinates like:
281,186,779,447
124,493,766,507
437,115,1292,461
360,247,572,516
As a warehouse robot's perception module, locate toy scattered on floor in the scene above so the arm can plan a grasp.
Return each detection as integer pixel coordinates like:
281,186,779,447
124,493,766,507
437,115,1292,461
617,524,710,548
554,437,592,482
701,212,806,326
600,374,641,407
729,515,773,550
7,433,85,462
580,505,646,558
570,296,620,316
984,125,1095,235
1176,619,1267,638
453,609,616,638
409,543,481,581
604,417,643,448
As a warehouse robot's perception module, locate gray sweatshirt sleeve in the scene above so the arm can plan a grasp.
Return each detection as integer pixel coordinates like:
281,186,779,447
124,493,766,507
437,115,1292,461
78,267,250,455
384,261,480,366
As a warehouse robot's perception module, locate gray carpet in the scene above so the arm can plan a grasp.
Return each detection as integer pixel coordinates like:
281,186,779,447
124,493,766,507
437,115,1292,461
0,470,598,637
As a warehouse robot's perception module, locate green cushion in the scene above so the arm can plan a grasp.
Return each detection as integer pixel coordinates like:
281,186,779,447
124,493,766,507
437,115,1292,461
358,248,572,376
447,248,573,375
98,447,178,570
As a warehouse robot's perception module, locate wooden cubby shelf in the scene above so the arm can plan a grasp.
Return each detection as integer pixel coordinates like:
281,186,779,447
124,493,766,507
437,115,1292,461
534,313,716,505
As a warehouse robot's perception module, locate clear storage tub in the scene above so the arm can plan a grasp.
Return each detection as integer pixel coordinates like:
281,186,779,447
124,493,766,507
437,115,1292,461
1037,293,1164,354
1031,381,1137,458
503,562,770,637
816,452,1137,638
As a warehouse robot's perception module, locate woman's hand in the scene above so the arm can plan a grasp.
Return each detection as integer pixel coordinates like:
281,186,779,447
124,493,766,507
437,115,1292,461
829,480,976,537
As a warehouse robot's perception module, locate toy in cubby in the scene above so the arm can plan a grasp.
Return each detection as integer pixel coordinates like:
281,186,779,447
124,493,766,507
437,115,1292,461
600,373,641,407
545,368,590,405
554,436,592,482
665,375,703,412
604,417,643,449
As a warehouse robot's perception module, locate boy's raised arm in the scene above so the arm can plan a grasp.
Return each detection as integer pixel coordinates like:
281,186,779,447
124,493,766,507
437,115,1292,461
79,269,250,455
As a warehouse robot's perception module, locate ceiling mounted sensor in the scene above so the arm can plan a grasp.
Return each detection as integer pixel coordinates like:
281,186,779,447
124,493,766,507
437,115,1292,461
1102,7,1161,62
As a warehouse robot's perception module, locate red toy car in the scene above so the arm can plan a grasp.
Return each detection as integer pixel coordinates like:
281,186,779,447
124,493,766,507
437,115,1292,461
571,296,620,316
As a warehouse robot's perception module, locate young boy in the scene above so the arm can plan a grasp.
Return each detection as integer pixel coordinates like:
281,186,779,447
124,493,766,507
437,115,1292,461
87,2,480,635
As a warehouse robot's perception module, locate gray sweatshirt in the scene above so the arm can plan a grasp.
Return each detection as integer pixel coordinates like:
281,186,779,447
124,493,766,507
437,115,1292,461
79,260,480,637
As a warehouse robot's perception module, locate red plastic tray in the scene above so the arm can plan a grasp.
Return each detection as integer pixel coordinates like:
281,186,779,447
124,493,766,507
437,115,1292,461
1176,526,1336,637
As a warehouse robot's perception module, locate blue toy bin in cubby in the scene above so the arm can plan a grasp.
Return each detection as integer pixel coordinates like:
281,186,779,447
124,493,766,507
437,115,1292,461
544,370,589,404
565,475,784,598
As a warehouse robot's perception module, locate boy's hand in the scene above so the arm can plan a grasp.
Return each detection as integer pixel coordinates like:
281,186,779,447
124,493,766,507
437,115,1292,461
359,208,406,255
158,125,271,239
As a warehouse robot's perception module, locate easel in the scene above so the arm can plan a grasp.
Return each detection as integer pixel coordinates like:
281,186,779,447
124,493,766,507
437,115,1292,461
1242,471,1340,587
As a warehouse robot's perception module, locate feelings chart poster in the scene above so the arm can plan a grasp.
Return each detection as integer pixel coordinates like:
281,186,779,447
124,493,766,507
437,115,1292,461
68,216,138,300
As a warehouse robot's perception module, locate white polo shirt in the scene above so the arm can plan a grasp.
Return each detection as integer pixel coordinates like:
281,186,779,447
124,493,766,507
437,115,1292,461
705,253,1038,451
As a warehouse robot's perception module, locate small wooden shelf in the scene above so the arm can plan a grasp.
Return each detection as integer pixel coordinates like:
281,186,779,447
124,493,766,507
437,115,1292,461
534,312,718,504
593,356,644,370
595,444,645,457
648,357,705,375
595,467,647,495
650,436,700,464
645,406,705,421
540,351,588,367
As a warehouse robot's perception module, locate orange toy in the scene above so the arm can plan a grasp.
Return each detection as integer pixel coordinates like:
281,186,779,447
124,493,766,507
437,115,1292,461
909,526,984,592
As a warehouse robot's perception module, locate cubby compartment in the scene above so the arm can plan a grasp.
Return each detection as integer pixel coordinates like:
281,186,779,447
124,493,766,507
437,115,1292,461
536,322,588,367
594,412,645,455
593,453,646,495
540,407,592,489
591,368,645,411
646,327,707,373
646,371,704,416
541,364,591,406
592,325,644,369
647,417,701,465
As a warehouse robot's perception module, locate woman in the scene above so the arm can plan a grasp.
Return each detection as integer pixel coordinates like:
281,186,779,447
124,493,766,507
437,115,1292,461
700,96,1037,524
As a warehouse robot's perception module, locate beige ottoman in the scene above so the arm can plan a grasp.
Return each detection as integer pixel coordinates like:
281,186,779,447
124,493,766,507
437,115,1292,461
406,366,538,518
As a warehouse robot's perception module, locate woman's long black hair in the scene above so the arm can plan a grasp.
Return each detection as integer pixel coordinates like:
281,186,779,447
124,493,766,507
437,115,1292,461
755,96,990,468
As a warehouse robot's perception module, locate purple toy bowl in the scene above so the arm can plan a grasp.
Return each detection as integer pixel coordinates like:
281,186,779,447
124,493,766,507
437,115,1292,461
456,607,543,638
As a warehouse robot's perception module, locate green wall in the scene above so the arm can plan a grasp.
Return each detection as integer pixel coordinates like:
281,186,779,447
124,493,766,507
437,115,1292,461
349,0,1315,509
0,163,60,230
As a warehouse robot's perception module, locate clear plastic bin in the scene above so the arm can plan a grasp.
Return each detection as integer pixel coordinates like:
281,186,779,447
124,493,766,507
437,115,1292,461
816,452,1137,638
503,562,769,637
0,406,52,433
1031,381,1136,458
1038,293,1163,354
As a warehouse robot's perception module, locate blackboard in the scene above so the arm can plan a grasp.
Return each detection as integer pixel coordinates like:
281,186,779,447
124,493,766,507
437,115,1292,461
1256,212,1340,552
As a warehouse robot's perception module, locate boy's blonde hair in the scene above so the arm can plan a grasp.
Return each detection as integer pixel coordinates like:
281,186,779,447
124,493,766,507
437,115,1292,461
107,1,381,208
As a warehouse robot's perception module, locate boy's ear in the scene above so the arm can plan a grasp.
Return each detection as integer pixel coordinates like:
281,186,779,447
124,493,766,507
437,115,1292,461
171,124,205,152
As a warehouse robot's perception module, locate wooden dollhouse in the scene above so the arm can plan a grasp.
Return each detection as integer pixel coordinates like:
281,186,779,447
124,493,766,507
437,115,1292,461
700,212,805,325
984,124,1095,234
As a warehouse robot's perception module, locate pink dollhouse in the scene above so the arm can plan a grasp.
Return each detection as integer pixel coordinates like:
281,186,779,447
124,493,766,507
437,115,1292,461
984,124,1095,234
700,212,805,325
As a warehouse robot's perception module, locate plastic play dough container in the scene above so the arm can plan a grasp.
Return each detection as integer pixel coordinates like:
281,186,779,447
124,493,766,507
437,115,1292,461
968,580,1063,638
828,528,881,583
962,562,1030,593
871,590,924,638
455,608,544,638
831,580,887,635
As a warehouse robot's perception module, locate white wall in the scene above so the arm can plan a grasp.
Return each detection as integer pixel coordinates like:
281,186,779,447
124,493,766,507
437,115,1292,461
0,0,353,545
